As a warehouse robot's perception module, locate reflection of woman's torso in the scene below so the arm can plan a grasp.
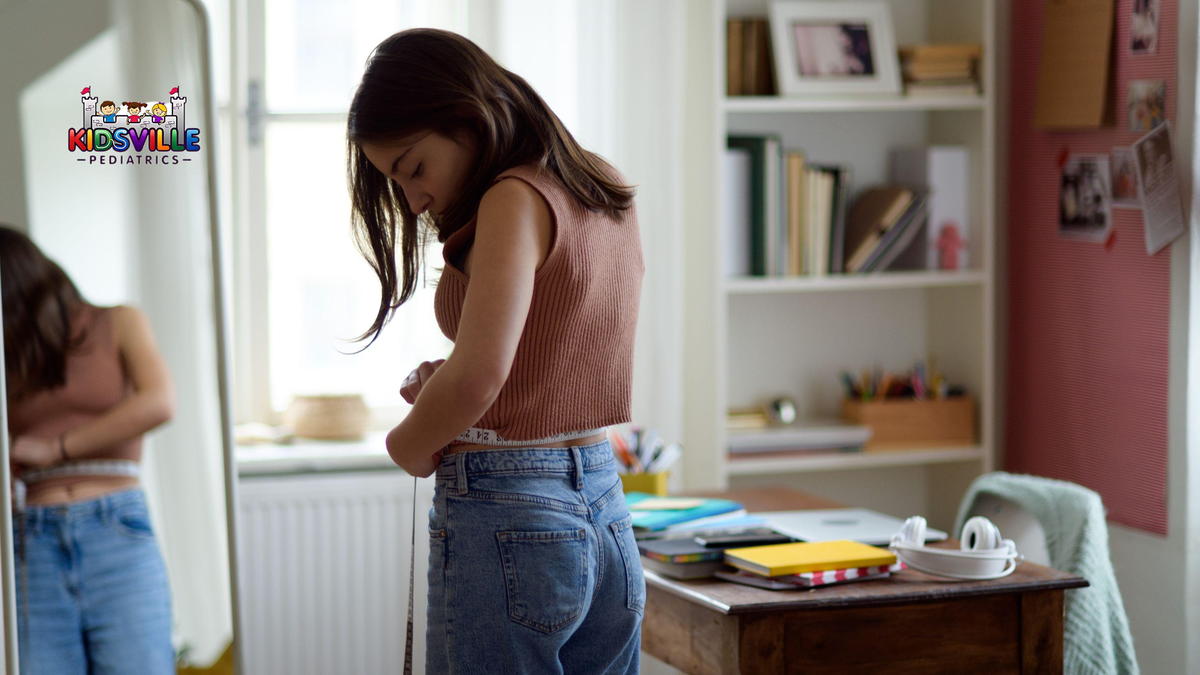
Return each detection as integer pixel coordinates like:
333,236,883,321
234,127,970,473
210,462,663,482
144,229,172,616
9,306,143,506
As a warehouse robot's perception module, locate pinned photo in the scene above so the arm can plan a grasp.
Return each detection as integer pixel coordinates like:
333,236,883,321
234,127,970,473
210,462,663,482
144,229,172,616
1131,0,1159,54
1132,123,1187,255
1110,147,1140,209
1128,79,1166,132
1059,154,1112,242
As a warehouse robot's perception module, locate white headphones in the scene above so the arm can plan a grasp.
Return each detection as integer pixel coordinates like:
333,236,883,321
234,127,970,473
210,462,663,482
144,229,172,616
890,515,1021,580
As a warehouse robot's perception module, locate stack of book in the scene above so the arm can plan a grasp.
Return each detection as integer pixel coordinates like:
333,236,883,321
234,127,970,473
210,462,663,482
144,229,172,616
725,134,851,277
629,492,785,579
726,17,776,96
717,539,904,590
842,186,928,274
899,43,983,97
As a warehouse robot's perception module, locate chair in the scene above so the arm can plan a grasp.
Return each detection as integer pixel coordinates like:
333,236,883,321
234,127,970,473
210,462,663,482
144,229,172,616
955,472,1138,675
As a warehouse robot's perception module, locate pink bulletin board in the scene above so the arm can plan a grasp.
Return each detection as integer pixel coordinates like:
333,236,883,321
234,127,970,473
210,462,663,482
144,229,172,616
1005,0,1174,534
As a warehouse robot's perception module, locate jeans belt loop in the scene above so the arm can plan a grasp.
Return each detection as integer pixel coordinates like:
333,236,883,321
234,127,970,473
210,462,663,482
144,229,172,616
454,453,468,496
571,446,585,491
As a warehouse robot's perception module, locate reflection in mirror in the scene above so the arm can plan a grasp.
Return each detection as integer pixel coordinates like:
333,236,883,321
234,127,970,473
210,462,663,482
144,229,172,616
0,0,236,672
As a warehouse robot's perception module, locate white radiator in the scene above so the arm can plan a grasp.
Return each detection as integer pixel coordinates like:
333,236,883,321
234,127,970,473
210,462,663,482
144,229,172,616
237,471,434,675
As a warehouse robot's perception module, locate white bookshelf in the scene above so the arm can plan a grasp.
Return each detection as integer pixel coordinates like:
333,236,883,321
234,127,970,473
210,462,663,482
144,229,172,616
680,0,1002,530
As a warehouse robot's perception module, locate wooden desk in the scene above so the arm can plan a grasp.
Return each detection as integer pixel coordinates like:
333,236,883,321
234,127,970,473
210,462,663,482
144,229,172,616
641,487,1088,674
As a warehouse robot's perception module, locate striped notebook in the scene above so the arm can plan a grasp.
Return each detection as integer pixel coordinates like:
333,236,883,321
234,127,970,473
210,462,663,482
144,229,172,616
715,563,905,589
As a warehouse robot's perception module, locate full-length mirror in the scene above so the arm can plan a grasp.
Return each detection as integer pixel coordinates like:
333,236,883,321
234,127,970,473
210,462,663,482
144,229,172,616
0,0,237,672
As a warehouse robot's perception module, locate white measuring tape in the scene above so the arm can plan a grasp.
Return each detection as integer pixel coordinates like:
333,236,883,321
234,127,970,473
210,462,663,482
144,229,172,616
13,460,140,512
454,426,605,446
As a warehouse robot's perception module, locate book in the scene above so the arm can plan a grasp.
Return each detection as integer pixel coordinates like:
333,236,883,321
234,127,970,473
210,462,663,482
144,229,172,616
726,19,744,96
743,18,759,98
727,135,782,276
858,193,928,272
640,556,728,580
634,514,769,541
638,538,726,564
843,187,915,273
723,540,896,577
898,43,983,61
723,147,752,276
808,167,836,277
785,151,807,275
827,166,852,274
714,563,901,589
905,82,980,97
889,146,970,270
626,492,745,531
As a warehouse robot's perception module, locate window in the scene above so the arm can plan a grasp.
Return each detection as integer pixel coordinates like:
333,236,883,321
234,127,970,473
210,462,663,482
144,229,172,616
223,0,617,427
232,0,467,424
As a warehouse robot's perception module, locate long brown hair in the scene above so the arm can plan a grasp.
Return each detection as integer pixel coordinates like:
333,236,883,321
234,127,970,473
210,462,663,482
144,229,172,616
347,28,635,346
0,225,88,403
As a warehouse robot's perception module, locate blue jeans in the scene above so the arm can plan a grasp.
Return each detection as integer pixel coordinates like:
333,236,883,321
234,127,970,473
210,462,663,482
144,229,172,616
427,440,644,674
14,488,174,674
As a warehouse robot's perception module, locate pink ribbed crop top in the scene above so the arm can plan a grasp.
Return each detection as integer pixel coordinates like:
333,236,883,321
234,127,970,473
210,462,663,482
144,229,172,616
433,163,644,442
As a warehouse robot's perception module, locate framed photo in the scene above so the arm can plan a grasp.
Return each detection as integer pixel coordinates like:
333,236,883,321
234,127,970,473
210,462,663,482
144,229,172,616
768,1,901,96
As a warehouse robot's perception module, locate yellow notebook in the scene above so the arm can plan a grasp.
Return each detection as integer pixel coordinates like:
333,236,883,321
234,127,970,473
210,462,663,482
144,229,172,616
723,540,896,577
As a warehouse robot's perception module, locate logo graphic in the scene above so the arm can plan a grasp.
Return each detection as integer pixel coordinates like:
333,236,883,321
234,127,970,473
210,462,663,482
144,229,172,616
68,85,201,165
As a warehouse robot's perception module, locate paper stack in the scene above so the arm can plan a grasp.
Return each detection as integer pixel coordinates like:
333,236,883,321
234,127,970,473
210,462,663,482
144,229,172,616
899,44,982,97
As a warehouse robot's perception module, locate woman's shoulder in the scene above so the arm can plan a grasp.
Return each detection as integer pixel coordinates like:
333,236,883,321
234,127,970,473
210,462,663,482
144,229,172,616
107,305,154,342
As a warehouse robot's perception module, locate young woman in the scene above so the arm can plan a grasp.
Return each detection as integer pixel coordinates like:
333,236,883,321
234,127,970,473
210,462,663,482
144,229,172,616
347,28,645,673
1,225,176,674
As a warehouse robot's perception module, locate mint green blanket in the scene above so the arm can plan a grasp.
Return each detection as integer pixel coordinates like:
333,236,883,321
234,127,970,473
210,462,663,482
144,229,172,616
955,472,1138,675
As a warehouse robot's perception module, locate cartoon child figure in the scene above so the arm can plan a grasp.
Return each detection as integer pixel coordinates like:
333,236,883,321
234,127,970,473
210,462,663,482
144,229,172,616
150,103,167,124
123,101,146,123
99,100,118,123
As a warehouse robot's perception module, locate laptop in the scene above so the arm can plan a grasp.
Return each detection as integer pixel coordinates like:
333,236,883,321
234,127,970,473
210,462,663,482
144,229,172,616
758,508,948,546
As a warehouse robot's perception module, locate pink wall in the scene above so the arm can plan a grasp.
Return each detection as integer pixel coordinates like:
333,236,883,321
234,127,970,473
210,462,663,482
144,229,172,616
1005,0,1175,534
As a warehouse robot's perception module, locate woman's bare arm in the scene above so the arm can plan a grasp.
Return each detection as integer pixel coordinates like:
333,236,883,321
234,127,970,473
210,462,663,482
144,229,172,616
59,305,175,458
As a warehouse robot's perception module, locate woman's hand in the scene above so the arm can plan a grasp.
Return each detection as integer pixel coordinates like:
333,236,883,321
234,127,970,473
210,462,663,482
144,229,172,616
399,359,446,404
10,435,61,470
385,424,444,478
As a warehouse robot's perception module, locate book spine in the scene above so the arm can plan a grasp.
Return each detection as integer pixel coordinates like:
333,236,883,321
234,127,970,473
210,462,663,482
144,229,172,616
726,19,743,96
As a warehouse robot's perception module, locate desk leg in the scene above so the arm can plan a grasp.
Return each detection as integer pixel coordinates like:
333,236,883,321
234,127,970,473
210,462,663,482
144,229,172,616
643,586,739,674
1020,591,1064,674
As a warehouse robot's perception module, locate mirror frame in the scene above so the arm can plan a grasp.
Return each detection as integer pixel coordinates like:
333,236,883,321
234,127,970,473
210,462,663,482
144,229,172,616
0,1,245,671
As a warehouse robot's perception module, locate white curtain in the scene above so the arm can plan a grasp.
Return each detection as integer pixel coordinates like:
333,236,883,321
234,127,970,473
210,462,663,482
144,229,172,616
488,0,689,450
113,0,233,665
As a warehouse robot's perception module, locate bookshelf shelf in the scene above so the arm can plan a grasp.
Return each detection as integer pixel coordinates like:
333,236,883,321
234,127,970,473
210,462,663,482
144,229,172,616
682,0,999,528
722,95,986,114
725,446,986,476
724,270,987,295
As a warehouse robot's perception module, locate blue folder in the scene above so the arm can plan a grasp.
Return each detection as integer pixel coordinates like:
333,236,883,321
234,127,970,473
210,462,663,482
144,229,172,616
625,492,745,531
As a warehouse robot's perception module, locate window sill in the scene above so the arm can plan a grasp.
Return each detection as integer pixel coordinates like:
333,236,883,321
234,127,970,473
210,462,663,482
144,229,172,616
236,430,399,477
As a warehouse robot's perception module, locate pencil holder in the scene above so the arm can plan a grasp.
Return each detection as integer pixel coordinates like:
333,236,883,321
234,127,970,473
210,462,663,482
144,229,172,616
619,472,669,496
842,396,975,451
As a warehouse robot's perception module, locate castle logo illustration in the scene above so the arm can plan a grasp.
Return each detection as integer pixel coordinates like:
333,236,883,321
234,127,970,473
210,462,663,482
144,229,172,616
69,85,201,165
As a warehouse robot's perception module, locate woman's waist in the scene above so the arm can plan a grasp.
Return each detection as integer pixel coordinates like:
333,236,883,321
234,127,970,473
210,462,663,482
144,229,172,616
19,479,142,510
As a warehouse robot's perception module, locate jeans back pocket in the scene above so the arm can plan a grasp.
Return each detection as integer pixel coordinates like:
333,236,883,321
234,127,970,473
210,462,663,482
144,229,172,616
609,514,646,613
496,528,588,634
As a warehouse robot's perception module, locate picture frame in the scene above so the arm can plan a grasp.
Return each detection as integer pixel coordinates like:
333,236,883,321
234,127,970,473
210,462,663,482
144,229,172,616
768,1,902,97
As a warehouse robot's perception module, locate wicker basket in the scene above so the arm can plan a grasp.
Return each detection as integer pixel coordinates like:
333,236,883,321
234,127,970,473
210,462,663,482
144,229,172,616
284,394,370,440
